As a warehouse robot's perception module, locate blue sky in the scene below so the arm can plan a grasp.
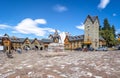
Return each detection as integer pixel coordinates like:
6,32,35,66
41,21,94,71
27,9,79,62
0,0,120,40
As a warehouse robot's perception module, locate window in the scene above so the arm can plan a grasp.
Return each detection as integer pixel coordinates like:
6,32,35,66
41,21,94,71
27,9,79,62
95,42,97,47
87,26,89,28
88,34,89,36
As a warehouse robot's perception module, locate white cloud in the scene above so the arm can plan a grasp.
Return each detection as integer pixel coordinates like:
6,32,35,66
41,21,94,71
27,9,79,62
13,18,55,36
59,32,66,43
35,19,46,24
98,0,110,9
116,31,118,34
113,13,116,16
0,34,3,37
53,4,67,12
0,24,12,29
116,29,120,34
76,23,84,30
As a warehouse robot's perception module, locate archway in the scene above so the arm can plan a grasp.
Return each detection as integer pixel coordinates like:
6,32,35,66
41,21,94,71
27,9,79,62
24,45,31,50
40,47,43,50
35,45,39,50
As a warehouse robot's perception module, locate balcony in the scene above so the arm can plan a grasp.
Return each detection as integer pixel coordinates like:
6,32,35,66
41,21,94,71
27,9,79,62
83,41,91,44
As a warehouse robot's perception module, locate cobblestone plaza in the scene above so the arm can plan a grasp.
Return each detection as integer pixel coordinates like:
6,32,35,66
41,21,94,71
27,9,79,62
0,50,120,78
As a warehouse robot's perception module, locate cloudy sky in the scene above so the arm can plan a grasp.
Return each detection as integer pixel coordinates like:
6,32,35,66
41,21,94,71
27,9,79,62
0,0,119,39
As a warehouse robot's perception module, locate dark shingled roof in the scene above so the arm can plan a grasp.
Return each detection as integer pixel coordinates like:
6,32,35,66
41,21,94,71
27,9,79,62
84,15,100,24
38,40,43,44
10,37,25,43
0,37,2,43
29,39,34,43
0,40,2,43
0,35,54,43
68,35,105,41
41,38,53,43
91,16,97,22
0,37,2,42
19,38,26,42
0,36,26,43
68,35,84,41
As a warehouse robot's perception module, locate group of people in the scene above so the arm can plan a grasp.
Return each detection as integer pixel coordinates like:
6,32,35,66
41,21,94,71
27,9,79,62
82,47,88,52
6,47,29,58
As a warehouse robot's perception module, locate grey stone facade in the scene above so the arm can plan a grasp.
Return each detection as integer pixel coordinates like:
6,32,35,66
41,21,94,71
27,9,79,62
84,15,99,49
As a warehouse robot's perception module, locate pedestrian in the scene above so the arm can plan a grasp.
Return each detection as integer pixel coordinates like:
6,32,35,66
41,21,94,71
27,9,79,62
83,46,88,52
6,50,13,58
17,48,22,54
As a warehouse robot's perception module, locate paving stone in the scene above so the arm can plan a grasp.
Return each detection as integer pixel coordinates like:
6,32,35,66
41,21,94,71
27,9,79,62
0,50,119,78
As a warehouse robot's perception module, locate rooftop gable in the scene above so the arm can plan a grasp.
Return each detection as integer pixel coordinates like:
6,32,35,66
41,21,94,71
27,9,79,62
68,35,84,41
41,38,53,43
84,15,100,25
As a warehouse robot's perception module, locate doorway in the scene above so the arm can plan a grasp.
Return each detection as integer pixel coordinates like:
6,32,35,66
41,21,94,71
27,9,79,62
40,47,43,50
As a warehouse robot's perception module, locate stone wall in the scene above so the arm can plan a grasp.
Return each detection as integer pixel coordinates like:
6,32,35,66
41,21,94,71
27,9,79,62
84,16,99,49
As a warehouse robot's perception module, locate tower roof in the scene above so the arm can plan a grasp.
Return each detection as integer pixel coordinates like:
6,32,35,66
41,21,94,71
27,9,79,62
4,33,9,38
84,15,100,25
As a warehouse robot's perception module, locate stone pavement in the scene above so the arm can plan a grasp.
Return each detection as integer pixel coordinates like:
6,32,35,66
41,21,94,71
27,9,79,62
0,50,120,78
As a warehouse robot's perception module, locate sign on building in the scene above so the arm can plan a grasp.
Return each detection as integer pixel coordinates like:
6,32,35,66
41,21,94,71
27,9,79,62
0,46,4,51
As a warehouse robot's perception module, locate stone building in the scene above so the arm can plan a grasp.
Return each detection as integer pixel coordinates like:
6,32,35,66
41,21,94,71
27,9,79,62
41,38,53,49
118,34,120,41
84,15,99,49
0,34,44,52
64,35,84,50
64,15,106,50
0,30,61,52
